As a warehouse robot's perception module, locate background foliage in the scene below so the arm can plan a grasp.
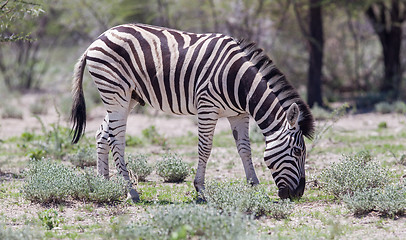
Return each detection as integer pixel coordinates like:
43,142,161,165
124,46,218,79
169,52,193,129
2,0,406,107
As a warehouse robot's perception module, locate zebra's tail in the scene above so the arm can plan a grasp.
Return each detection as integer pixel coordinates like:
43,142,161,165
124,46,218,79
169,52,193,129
70,51,87,144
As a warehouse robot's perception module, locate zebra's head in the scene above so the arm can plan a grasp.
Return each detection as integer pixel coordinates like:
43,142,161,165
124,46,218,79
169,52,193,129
264,103,306,200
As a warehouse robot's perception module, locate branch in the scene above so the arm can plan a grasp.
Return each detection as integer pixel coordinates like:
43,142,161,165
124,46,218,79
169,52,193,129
1,0,9,10
292,0,310,38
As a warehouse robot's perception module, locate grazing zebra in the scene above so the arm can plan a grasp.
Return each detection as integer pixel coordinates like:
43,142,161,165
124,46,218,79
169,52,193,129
71,23,314,202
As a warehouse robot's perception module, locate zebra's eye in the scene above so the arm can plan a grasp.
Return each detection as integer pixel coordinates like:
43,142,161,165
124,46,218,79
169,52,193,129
292,147,301,157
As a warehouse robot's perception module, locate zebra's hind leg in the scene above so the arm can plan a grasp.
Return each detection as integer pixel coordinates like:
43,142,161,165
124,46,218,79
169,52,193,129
96,114,110,179
228,113,259,185
194,110,219,203
107,110,140,203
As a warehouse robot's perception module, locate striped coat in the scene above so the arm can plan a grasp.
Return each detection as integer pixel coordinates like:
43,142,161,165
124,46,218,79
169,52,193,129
71,24,314,201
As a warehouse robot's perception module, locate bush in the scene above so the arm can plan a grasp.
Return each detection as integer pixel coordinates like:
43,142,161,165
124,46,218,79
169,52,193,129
126,154,153,182
1,105,23,119
394,101,406,114
22,159,127,203
319,151,390,198
156,154,190,183
67,147,96,168
37,209,61,230
0,223,41,240
375,102,393,114
204,180,293,219
29,101,48,115
374,101,406,114
107,204,258,240
343,183,406,217
77,170,127,203
22,159,76,203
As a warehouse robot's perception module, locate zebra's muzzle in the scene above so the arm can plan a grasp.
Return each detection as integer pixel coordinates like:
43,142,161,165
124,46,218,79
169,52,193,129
277,177,306,200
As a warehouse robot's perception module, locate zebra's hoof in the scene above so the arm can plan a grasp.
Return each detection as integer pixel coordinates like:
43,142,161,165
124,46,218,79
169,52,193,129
129,189,140,203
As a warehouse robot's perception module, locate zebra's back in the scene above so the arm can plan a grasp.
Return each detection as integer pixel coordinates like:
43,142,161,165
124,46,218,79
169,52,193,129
86,23,247,116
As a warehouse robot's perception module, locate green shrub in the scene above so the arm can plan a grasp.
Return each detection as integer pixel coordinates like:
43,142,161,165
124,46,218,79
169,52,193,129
374,101,406,114
142,125,167,147
374,183,406,217
1,105,23,119
375,102,393,114
37,209,61,230
342,188,376,215
126,154,153,182
0,224,41,240
22,159,76,203
74,169,127,203
125,135,143,147
343,183,406,217
204,180,293,218
67,147,96,168
394,101,406,114
107,204,258,240
22,159,127,203
29,102,48,115
319,151,390,198
156,154,190,183
377,121,387,129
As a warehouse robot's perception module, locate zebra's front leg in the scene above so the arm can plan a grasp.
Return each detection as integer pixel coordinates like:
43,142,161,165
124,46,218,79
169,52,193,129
96,114,110,179
228,113,259,185
107,112,140,203
194,114,218,203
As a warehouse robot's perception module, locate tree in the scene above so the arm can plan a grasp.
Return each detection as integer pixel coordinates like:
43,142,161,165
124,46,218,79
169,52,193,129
307,0,324,107
294,0,324,107
366,0,406,99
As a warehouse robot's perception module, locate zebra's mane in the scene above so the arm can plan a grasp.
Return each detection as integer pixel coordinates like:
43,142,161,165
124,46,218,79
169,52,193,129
237,39,315,139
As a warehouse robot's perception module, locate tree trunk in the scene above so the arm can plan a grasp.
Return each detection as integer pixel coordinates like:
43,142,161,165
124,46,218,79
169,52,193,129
307,0,324,107
366,0,405,100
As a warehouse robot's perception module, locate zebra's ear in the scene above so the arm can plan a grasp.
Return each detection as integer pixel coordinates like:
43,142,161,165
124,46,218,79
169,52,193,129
286,103,300,127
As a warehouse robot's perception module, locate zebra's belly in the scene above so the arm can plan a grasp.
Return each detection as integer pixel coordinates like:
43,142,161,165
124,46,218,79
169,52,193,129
136,88,198,116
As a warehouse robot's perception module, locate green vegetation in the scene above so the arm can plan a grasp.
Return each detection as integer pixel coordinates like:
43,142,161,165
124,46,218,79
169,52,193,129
106,204,258,240
156,154,191,183
67,147,96,168
320,151,405,217
22,159,126,203
138,182,196,203
37,209,61,230
126,154,153,182
0,224,41,240
319,151,390,198
343,184,406,217
1,105,23,119
204,180,293,219
142,125,168,147
375,101,406,114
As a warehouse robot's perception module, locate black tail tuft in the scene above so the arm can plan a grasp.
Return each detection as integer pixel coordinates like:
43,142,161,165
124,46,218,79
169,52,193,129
70,52,87,144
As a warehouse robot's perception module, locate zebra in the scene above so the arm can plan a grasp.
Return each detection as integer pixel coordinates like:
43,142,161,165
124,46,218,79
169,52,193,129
71,23,314,202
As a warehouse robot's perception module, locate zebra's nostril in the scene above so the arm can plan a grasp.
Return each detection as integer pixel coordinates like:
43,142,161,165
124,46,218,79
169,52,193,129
278,187,290,199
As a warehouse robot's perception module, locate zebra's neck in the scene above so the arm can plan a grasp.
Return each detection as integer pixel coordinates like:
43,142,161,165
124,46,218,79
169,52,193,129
237,39,313,138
